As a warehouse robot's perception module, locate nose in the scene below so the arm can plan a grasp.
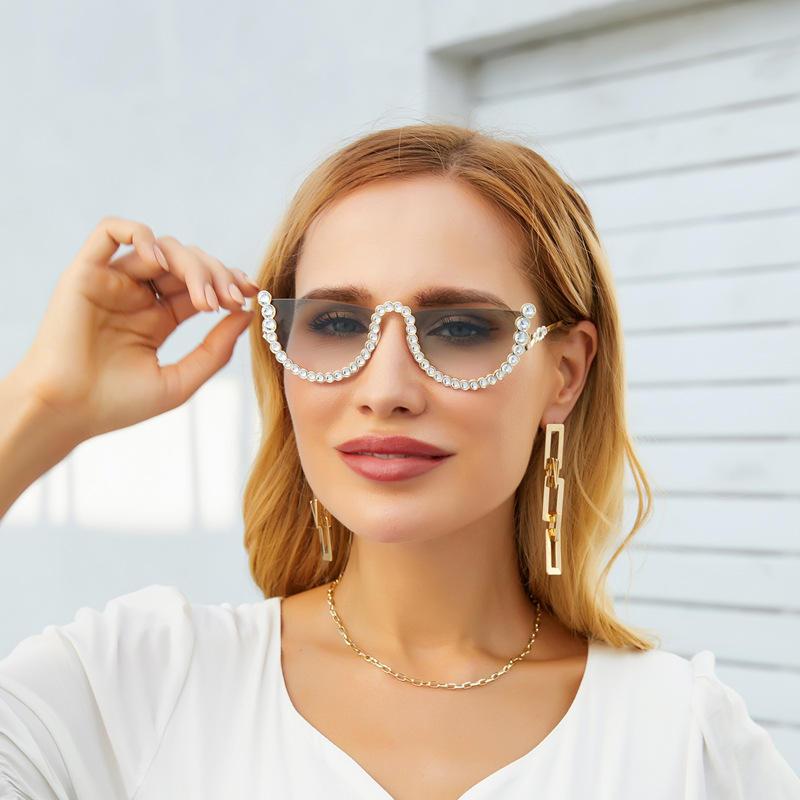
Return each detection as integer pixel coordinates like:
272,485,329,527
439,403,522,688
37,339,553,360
350,309,427,416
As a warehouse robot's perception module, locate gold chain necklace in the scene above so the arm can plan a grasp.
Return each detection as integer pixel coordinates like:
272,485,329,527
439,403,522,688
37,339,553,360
326,573,543,690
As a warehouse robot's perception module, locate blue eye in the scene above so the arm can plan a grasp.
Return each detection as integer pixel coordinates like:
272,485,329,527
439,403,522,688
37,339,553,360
309,312,366,337
428,315,497,345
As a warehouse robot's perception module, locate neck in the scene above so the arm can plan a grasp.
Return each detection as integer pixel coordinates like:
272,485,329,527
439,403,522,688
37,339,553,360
330,497,539,675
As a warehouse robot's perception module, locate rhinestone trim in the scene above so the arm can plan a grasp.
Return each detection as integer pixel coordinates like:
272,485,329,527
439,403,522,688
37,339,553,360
256,292,552,389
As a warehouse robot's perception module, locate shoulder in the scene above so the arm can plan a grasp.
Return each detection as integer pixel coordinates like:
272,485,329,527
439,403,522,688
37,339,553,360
585,640,756,724
0,585,283,797
0,584,197,797
683,650,800,796
40,582,284,656
62,583,285,683
582,640,696,748
0,584,198,701
588,638,695,700
180,588,282,676
587,641,800,796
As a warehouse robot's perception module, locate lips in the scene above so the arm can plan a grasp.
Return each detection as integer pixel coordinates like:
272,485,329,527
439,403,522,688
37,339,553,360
335,434,454,482
335,435,453,457
337,452,451,481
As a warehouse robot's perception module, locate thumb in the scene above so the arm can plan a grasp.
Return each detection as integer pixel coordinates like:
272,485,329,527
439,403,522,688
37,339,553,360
160,309,255,409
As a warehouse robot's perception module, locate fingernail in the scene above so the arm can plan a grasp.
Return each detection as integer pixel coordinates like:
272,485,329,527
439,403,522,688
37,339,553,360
204,282,220,311
153,244,169,271
228,283,245,305
237,269,259,288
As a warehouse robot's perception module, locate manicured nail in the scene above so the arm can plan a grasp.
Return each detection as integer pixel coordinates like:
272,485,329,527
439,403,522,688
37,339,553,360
204,282,220,311
228,283,245,305
236,269,259,288
153,244,169,271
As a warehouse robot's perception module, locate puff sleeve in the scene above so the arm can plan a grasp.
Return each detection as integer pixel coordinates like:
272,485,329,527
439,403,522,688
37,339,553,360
685,649,800,799
0,585,195,799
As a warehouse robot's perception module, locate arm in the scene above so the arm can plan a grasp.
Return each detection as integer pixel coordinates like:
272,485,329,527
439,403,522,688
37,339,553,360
0,366,84,523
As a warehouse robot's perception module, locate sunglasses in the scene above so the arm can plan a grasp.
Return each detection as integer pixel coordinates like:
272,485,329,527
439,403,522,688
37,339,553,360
258,291,571,390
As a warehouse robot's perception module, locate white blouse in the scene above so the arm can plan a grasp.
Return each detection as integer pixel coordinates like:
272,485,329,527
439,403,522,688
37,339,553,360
0,584,797,799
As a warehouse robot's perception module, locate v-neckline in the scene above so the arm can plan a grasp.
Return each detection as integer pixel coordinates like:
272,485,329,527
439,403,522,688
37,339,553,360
273,595,594,799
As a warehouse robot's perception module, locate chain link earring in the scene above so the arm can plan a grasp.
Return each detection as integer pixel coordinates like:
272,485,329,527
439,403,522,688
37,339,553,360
542,422,565,575
310,496,333,561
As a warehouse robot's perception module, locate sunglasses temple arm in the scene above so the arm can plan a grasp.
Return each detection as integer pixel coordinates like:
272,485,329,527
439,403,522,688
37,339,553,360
525,319,577,351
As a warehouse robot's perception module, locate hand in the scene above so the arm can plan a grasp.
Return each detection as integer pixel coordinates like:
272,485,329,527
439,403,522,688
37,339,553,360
15,216,260,442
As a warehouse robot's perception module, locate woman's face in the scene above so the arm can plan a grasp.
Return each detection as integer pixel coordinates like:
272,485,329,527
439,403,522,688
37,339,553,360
284,175,559,543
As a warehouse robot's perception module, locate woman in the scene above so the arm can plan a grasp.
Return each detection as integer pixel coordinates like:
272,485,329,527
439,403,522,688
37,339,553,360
0,124,797,799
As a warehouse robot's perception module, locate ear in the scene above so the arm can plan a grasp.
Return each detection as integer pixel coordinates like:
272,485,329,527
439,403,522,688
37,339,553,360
539,320,598,429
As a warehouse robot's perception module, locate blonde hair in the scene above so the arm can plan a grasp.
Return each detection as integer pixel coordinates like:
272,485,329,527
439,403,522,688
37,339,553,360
243,123,660,651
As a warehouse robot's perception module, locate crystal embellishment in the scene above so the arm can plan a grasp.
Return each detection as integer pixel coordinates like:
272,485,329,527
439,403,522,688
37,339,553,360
256,295,558,390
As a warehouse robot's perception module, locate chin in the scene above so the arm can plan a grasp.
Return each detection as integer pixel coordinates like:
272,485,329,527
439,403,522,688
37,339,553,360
338,507,455,544
351,528,424,545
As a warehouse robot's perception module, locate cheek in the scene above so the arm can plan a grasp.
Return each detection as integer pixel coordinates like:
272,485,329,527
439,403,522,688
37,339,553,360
284,379,326,461
284,379,355,488
485,362,545,481
470,384,538,487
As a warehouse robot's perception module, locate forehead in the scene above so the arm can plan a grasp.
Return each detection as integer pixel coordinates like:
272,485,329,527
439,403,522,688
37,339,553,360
294,175,538,308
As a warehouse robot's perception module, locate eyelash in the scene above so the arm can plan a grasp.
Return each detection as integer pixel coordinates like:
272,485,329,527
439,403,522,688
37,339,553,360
309,312,497,343
309,312,364,335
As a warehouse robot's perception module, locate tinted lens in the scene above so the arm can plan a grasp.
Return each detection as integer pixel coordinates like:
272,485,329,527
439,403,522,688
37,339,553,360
414,306,517,377
272,299,520,378
273,299,371,373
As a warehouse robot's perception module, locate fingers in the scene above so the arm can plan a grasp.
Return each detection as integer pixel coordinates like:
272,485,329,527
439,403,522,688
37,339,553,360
232,268,261,293
77,216,164,278
103,255,259,332
158,308,255,410
78,218,262,317
155,236,260,313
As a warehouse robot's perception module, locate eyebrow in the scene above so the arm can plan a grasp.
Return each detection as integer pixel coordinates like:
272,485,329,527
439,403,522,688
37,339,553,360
298,284,513,310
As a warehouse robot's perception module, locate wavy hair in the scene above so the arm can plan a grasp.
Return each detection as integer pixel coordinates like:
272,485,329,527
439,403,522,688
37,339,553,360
243,123,660,651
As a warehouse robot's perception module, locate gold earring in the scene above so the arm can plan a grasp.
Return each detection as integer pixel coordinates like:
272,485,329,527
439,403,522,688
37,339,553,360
310,496,333,561
542,423,565,575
